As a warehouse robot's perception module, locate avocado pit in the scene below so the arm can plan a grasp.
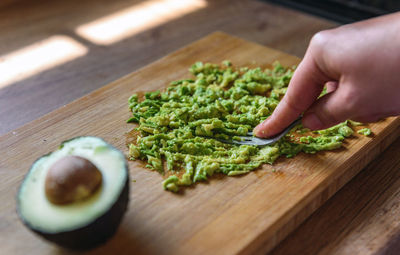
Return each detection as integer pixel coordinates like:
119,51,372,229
17,136,129,250
45,155,102,205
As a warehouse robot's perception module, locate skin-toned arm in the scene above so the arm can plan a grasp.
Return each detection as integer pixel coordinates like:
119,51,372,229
254,12,400,138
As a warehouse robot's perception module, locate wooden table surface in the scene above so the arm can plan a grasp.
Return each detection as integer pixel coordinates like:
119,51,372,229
1,0,399,254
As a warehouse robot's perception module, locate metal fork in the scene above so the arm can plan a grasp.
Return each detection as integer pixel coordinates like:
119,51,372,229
217,117,302,146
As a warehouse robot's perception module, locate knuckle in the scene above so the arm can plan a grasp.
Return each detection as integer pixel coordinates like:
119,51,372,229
341,87,363,115
314,107,341,127
310,30,332,51
316,87,361,126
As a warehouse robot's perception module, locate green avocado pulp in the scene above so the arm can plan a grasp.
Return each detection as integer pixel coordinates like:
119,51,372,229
18,137,128,233
127,61,371,192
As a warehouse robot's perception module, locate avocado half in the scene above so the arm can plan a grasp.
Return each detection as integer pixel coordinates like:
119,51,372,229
17,136,129,250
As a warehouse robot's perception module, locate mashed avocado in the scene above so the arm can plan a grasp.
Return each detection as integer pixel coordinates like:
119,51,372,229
357,128,372,136
127,61,371,192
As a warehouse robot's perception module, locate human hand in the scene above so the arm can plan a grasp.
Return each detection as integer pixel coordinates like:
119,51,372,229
254,12,400,138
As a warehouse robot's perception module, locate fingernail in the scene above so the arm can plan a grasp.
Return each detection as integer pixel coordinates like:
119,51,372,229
303,113,324,130
254,121,269,138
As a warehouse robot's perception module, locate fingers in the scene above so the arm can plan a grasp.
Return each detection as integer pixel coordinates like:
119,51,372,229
302,85,353,129
300,81,339,129
254,30,345,138
254,54,333,138
325,81,338,94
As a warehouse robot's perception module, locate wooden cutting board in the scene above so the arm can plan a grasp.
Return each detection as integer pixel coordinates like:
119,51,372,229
0,32,399,255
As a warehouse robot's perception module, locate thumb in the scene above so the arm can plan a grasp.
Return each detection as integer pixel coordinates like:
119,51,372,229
302,86,352,130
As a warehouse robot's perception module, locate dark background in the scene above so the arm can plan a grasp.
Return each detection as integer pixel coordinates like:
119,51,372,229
263,0,400,23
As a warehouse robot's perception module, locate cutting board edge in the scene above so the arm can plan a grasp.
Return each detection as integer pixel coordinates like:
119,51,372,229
241,117,400,255
2,31,400,255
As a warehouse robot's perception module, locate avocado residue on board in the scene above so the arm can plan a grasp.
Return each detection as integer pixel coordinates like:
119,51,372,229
127,61,371,192
357,127,372,136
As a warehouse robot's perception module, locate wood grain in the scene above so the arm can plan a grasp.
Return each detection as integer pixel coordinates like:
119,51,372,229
0,32,399,255
0,0,336,135
270,128,400,255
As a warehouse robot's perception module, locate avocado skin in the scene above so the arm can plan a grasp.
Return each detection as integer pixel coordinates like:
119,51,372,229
16,137,130,250
20,172,129,250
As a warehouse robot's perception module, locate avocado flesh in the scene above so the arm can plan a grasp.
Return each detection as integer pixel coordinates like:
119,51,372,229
17,136,129,250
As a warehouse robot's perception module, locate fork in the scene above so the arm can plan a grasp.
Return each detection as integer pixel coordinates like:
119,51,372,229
217,117,302,146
